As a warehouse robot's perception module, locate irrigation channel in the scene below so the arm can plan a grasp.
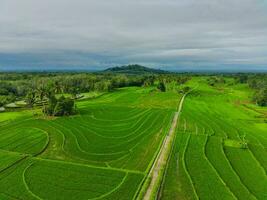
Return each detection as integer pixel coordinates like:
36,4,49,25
142,93,186,200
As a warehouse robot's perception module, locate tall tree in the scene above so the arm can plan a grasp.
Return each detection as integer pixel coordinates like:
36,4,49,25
26,89,36,107
157,82,166,92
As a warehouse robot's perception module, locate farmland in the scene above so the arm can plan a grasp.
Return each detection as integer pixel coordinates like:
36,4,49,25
0,74,267,200
0,86,179,200
160,78,267,200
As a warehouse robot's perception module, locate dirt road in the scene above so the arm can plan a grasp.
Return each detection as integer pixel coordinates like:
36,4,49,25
142,94,186,200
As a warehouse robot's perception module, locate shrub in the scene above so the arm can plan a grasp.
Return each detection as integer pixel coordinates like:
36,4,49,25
157,82,166,92
44,96,76,116
182,86,191,94
253,88,267,106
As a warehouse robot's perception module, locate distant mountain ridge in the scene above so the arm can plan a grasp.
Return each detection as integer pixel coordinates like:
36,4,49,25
103,64,168,74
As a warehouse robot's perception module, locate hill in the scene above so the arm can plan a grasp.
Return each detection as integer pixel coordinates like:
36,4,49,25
103,64,168,74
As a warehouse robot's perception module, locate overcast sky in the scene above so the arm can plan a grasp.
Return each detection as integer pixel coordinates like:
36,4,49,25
0,0,267,71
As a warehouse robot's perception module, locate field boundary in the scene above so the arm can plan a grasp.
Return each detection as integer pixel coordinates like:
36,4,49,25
137,93,187,200
33,157,144,175
133,111,175,200
0,155,28,175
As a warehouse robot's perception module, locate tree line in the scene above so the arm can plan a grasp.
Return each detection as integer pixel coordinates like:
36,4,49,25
234,74,267,106
0,72,191,115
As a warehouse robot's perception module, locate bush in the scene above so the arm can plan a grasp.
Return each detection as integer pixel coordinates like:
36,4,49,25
207,76,225,86
44,96,76,116
0,95,15,107
0,98,6,107
182,86,191,94
253,88,267,107
157,82,166,92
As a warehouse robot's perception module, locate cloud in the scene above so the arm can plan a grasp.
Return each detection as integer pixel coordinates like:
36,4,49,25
0,0,267,71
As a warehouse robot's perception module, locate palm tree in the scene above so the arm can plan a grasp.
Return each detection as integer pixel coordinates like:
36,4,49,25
54,81,63,94
26,89,36,108
37,84,47,114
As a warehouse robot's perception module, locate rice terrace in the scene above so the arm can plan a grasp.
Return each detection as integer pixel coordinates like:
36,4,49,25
0,67,266,200
1,1,267,199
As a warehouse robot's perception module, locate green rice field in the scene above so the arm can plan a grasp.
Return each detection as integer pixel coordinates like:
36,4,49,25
160,78,267,200
0,87,179,200
0,78,266,200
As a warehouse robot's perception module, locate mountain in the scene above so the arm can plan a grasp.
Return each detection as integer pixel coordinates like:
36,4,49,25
102,64,168,75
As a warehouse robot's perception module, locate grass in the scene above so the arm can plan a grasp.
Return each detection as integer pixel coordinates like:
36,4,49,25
160,132,196,200
0,109,33,123
185,134,235,199
0,150,26,172
0,127,48,155
24,159,143,200
55,91,104,100
0,86,179,199
161,77,267,200
225,147,267,199
0,78,267,199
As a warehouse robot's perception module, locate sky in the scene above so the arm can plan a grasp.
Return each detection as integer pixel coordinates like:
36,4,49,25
0,0,267,72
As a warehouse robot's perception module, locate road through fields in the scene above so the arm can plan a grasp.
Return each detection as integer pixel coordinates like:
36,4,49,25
142,94,186,200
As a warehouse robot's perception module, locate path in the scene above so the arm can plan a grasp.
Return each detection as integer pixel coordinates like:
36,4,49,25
142,94,186,200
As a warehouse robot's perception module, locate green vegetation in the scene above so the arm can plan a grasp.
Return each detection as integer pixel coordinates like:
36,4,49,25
103,64,167,75
0,69,189,109
24,159,143,200
157,82,166,92
0,76,181,199
238,74,267,106
0,72,266,199
160,77,267,200
44,95,76,116
253,88,267,106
